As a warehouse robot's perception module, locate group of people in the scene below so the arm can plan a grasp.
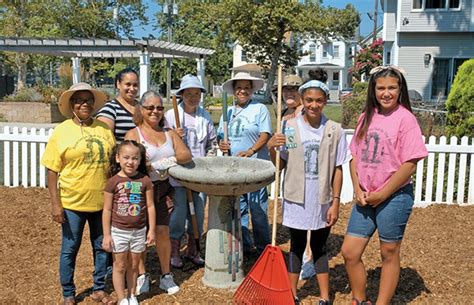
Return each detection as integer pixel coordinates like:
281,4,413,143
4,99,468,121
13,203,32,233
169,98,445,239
42,65,427,305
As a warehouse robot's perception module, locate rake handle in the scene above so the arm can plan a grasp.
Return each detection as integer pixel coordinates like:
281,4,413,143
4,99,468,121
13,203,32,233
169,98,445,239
272,65,283,247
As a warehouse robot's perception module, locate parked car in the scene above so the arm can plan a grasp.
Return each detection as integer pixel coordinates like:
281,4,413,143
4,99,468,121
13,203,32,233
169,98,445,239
339,88,353,102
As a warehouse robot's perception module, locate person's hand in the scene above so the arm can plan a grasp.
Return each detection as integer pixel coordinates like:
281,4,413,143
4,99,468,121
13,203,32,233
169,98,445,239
267,133,286,151
152,157,177,171
237,149,254,158
175,127,185,138
219,141,231,155
365,191,388,207
51,204,65,224
326,203,339,227
354,187,368,206
102,235,114,252
146,230,156,246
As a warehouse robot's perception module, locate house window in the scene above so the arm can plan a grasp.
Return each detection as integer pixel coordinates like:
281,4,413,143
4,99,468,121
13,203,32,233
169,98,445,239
431,57,469,99
333,72,340,87
323,44,329,58
309,44,316,62
413,0,460,9
241,50,247,62
333,45,340,58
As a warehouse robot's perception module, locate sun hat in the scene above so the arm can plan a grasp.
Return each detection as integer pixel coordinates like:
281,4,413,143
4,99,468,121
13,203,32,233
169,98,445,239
298,80,330,97
272,74,303,92
222,72,264,95
58,82,107,118
176,74,207,96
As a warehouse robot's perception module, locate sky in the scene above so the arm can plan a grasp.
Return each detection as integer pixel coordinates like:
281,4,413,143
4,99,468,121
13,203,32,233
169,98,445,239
132,0,384,40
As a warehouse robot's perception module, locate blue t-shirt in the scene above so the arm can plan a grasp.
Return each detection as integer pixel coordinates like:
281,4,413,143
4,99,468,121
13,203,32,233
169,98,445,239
218,100,272,160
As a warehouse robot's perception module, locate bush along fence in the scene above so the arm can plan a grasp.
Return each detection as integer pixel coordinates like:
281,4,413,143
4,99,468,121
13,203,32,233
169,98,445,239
1,126,473,206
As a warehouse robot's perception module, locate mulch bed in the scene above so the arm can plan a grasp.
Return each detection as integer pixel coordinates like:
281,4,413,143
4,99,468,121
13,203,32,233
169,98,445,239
0,186,472,304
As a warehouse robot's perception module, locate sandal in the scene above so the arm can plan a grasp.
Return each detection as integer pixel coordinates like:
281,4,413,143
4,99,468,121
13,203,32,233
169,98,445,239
91,290,117,305
62,296,76,305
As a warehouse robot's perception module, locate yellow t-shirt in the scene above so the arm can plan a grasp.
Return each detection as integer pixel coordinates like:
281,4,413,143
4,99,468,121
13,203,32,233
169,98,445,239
41,119,115,212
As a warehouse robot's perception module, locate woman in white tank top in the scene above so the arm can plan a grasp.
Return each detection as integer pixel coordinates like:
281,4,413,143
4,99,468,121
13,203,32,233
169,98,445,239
125,90,191,295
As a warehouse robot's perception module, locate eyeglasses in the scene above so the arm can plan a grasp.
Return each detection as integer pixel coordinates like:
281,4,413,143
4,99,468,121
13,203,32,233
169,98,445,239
71,98,94,105
369,65,406,76
142,105,165,111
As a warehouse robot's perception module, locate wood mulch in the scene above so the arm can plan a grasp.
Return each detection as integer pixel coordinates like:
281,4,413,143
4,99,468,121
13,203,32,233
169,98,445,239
0,186,472,304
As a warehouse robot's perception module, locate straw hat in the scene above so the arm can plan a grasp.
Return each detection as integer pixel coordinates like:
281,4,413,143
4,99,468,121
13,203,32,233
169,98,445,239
58,82,107,118
222,72,264,95
176,74,207,96
272,74,303,92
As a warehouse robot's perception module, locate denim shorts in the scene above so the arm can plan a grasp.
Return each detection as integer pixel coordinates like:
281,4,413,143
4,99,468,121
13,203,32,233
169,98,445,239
346,184,414,242
111,226,147,253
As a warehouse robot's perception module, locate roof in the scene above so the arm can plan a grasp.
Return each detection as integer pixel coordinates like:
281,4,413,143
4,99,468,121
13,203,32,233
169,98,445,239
0,37,214,59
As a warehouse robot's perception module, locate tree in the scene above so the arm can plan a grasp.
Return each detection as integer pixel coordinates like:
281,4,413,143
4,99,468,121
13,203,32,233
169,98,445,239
152,0,233,87
217,0,360,99
445,59,474,137
350,38,383,81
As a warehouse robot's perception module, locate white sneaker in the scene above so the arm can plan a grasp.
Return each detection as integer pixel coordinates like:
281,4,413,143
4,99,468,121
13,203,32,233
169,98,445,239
128,295,139,305
159,273,180,295
119,298,129,305
136,273,150,295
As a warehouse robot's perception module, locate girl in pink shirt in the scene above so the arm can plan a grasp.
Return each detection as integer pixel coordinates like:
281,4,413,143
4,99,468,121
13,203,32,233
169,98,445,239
341,66,428,305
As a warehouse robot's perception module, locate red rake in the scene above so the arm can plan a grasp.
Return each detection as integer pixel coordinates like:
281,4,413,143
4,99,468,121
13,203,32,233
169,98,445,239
233,66,294,304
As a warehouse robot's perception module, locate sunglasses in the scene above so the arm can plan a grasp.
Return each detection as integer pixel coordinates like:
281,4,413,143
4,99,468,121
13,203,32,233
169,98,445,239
142,105,165,111
71,98,94,105
369,65,406,76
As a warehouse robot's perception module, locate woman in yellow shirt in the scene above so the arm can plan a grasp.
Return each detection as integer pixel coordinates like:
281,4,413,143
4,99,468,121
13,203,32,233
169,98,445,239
42,83,116,305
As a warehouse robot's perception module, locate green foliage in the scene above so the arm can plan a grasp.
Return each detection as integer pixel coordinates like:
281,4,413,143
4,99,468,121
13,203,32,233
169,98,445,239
342,81,366,129
446,59,474,138
3,87,43,103
351,38,383,81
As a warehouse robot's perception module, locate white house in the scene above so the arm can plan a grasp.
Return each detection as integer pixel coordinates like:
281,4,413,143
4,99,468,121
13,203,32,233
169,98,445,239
296,39,356,94
381,0,473,102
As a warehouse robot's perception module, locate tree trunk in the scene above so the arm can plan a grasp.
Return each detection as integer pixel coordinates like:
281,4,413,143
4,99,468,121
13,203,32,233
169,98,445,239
15,53,28,91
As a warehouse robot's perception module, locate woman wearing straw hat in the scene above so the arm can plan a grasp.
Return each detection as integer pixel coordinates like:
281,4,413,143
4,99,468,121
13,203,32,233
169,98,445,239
41,83,116,305
125,90,192,295
218,72,272,256
165,74,216,268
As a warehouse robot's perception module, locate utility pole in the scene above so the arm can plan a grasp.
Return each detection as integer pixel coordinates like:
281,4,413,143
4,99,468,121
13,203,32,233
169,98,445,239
164,1,177,104
373,0,378,41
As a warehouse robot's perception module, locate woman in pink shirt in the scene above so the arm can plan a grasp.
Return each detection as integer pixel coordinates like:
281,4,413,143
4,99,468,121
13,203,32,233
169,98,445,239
341,66,428,305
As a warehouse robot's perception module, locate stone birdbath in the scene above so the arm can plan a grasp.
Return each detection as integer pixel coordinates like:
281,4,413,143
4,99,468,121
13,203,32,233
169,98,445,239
168,156,275,288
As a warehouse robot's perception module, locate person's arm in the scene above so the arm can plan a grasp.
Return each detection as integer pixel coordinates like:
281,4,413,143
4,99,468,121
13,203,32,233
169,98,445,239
365,160,418,207
267,133,286,170
236,132,271,157
327,165,342,226
47,169,65,224
169,130,192,164
102,191,114,252
145,187,156,246
96,116,115,131
124,128,139,142
350,158,368,206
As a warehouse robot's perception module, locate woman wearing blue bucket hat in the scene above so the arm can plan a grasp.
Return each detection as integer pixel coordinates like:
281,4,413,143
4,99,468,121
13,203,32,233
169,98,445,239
165,74,217,268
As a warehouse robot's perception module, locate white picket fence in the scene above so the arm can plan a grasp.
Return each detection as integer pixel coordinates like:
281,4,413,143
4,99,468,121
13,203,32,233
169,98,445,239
1,126,473,206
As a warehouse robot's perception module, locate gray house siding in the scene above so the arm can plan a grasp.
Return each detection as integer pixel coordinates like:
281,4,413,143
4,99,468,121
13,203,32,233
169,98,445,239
399,0,472,32
397,32,474,99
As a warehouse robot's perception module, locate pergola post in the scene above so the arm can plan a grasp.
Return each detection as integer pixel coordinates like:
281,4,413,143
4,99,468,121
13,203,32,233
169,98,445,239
196,56,205,103
72,57,81,84
139,49,150,98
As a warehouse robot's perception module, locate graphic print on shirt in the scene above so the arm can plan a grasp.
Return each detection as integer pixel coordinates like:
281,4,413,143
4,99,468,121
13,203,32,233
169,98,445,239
360,128,388,167
229,116,249,140
303,140,320,180
73,133,109,166
115,181,143,217
184,126,199,151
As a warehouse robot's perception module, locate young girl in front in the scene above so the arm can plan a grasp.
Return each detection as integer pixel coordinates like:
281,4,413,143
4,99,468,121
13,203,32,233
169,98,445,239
341,66,428,305
267,79,350,305
102,140,156,305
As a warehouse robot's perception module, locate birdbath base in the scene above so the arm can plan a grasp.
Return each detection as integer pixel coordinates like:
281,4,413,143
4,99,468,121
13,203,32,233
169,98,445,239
202,195,244,288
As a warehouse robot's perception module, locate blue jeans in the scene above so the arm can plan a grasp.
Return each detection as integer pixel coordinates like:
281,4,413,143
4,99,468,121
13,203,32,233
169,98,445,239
346,184,414,242
241,187,271,253
60,209,108,297
169,187,206,240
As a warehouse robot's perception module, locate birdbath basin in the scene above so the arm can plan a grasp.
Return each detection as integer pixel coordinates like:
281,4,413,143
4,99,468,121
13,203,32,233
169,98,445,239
169,156,275,288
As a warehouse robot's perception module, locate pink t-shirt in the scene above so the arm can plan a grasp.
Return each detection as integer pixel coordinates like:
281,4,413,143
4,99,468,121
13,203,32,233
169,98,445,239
350,105,428,192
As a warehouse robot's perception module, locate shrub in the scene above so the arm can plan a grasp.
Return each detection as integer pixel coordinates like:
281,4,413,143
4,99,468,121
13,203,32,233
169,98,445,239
446,59,474,137
3,87,43,103
342,81,367,129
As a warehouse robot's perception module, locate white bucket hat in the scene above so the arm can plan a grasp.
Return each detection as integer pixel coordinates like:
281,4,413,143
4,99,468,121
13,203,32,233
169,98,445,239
176,74,207,96
58,82,107,118
222,72,264,95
